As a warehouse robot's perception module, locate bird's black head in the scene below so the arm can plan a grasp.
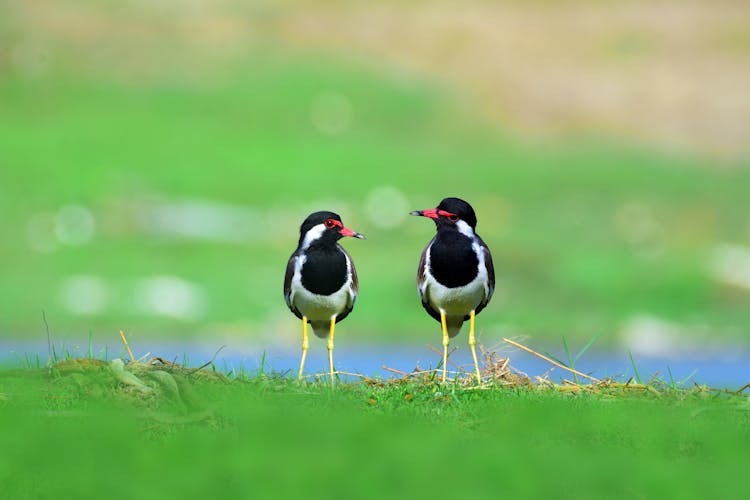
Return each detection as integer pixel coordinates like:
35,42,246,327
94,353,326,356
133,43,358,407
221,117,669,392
410,197,478,231
298,211,365,248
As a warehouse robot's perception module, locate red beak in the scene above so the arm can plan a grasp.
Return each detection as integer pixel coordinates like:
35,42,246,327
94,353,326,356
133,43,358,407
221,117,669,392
410,208,439,219
339,227,366,239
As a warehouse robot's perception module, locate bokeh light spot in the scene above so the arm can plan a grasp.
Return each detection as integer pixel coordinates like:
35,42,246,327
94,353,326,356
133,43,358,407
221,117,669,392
59,275,110,316
55,205,96,246
310,92,353,136
26,213,59,253
365,186,409,229
134,276,208,320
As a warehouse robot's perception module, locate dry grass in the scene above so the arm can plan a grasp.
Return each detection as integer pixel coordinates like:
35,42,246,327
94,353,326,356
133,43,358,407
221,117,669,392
279,1,750,158
346,336,749,399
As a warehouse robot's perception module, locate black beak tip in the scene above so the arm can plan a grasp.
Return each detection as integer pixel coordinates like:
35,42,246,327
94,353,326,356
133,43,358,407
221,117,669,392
409,210,423,217
355,233,366,240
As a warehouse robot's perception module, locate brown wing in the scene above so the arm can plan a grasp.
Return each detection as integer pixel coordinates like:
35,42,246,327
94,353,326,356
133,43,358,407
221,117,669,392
283,251,303,319
336,246,358,323
350,251,359,297
473,236,495,316
417,238,442,324
417,242,427,299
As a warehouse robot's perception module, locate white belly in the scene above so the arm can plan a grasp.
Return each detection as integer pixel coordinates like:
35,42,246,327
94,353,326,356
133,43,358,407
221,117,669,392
292,284,351,322
426,275,486,317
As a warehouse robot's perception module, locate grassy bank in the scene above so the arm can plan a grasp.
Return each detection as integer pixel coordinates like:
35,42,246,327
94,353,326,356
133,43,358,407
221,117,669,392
1,357,748,499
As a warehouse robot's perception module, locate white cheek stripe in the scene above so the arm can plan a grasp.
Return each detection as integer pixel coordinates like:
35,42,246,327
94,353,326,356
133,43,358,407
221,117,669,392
456,220,475,238
301,224,326,250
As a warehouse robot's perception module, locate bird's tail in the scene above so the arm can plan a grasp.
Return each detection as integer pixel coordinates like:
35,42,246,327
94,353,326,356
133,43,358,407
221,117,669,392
310,321,331,339
446,317,464,338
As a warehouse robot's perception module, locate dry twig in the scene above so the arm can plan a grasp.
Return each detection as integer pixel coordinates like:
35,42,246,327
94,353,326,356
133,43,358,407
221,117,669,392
502,337,601,383
119,330,135,362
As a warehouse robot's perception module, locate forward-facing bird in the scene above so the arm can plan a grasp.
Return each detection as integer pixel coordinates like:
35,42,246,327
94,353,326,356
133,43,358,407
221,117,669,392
411,197,495,384
284,211,365,386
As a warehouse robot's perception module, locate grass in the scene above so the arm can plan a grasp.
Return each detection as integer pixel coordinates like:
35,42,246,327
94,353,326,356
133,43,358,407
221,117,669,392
3,5,749,497
1,353,749,499
629,349,643,384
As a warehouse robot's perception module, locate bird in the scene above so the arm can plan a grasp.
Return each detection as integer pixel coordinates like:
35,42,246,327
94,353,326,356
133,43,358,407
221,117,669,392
410,197,495,384
284,211,365,386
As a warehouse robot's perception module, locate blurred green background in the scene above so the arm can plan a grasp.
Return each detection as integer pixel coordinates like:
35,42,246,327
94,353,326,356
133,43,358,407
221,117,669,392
1,0,750,351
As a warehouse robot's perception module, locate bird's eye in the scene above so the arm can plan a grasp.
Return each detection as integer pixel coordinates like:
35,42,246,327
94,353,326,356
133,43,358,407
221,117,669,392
324,219,337,228
447,214,459,222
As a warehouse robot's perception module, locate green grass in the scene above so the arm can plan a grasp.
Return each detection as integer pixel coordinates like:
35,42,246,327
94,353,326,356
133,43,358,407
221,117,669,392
3,6,749,497
2,57,750,345
1,359,749,499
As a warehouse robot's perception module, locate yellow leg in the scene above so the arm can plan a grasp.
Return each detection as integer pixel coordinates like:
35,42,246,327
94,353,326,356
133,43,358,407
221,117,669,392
298,316,309,381
440,310,449,384
327,316,336,388
468,310,481,384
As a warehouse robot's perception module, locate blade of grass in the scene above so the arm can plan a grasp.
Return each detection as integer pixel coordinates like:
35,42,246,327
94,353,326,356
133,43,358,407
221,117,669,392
562,337,578,385
628,350,642,384
679,368,698,386
257,351,267,381
667,365,676,389
42,309,55,364
573,331,603,364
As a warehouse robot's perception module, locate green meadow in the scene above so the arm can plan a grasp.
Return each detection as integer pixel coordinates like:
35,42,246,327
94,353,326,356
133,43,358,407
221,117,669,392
2,59,750,347
1,361,749,499
2,2,750,497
